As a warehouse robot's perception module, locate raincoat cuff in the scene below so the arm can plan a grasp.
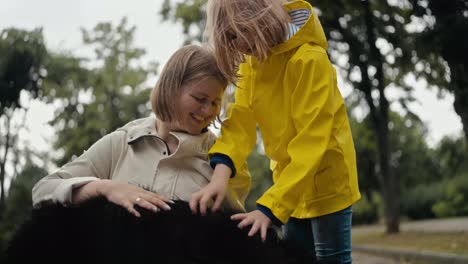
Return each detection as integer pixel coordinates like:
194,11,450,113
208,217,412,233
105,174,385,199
257,205,284,226
210,153,236,178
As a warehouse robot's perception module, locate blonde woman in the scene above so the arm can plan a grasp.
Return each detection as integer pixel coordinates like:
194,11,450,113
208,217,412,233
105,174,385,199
33,44,250,217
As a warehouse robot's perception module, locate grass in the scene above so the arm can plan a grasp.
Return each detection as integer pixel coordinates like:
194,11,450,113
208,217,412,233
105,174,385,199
352,230,468,256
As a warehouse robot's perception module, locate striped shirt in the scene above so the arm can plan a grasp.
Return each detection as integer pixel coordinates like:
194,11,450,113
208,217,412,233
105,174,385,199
286,8,311,39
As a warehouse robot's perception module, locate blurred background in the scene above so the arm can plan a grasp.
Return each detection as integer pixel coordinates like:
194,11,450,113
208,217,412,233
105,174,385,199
0,0,467,256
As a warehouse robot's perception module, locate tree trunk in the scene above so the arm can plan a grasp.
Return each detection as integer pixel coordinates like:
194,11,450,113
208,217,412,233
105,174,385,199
0,114,12,221
362,0,400,234
377,122,400,233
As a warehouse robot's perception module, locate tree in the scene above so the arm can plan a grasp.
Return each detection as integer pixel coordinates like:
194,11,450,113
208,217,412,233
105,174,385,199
433,136,467,180
160,0,206,44
42,18,158,166
411,0,468,143
351,107,440,220
0,28,47,219
0,28,47,116
303,0,424,233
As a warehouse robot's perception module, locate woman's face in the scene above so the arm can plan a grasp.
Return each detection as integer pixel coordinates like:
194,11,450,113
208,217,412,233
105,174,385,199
172,77,224,134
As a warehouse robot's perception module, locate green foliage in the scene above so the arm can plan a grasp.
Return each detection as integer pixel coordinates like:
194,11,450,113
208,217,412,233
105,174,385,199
245,147,272,211
352,194,379,225
399,135,467,220
432,174,468,218
412,0,468,142
44,18,157,166
433,136,467,179
0,27,47,225
349,115,379,201
351,112,437,196
160,0,206,44
351,110,450,222
0,164,47,252
311,0,417,105
0,28,47,115
401,181,446,220
388,112,441,186
411,0,468,87
41,53,90,100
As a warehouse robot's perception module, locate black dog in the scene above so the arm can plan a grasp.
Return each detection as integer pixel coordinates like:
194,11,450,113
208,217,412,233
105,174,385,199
2,198,337,264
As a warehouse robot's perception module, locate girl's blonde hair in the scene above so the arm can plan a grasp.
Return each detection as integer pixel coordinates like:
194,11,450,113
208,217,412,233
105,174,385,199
205,0,290,82
151,44,227,122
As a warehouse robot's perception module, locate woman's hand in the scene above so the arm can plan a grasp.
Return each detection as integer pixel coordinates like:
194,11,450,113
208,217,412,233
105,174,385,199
73,180,172,217
190,164,231,215
231,210,272,242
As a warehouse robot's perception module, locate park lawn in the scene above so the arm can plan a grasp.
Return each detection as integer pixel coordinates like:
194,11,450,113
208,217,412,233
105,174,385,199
352,231,468,256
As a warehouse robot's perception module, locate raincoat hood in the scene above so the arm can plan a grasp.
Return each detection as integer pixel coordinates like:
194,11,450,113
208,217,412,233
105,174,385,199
272,0,328,55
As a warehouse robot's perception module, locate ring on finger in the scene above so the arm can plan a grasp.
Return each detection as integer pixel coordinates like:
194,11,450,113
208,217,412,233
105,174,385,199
135,197,141,202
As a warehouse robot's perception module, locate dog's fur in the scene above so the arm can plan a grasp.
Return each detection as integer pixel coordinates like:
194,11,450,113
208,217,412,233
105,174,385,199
2,198,338,264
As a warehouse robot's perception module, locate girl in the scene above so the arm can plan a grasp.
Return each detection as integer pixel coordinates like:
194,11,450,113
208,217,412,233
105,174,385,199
32,44,250,217
190,1,361,263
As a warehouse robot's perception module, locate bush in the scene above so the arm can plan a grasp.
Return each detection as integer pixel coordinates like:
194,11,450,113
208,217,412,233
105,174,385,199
401,181,446,220
433,174,468,218
352,194,378,225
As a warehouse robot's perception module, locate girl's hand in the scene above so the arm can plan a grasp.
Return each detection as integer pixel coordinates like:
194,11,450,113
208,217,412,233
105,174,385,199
73,180,172,217
231,210,272,242
190,163,231,215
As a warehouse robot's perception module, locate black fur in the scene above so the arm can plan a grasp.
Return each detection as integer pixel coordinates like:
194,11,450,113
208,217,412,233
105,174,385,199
2,198,337,264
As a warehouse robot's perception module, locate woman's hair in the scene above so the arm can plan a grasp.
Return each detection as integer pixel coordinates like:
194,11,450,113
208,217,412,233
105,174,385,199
151,44,228,122
205,0,289,82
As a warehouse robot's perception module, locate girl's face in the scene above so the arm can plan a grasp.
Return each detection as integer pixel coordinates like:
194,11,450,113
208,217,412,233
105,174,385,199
227,28,256,56
172,77,224,135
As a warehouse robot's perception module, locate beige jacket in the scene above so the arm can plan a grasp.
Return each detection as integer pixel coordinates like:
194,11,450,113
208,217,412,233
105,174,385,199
32,116,251,211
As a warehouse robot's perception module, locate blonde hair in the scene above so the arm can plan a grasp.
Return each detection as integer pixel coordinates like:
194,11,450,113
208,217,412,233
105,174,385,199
151,44,227,122
205,0,290,82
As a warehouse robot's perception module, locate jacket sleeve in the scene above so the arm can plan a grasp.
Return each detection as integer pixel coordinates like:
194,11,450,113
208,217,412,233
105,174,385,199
256,50,336,223
208,62,257,175
205,131,251,212
32,131,122,207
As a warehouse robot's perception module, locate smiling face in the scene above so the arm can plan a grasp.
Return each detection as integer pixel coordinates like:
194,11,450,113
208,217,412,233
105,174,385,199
151,45,228,134
171,77,224,135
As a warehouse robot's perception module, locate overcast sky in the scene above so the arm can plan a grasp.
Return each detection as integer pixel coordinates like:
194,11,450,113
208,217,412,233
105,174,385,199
1,0,463,157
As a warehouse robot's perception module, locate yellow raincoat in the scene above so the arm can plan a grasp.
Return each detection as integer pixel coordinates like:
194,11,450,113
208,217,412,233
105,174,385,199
209,0,361,223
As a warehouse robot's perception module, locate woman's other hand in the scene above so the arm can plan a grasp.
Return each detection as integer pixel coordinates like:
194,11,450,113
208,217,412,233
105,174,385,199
72,180,172,217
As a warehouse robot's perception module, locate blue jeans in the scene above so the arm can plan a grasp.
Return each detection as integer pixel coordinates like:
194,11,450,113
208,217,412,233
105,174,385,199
282,206,353,264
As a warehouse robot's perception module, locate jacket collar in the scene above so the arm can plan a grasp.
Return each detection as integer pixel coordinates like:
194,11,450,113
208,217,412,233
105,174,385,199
118,116,214,154
119,116,159,144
